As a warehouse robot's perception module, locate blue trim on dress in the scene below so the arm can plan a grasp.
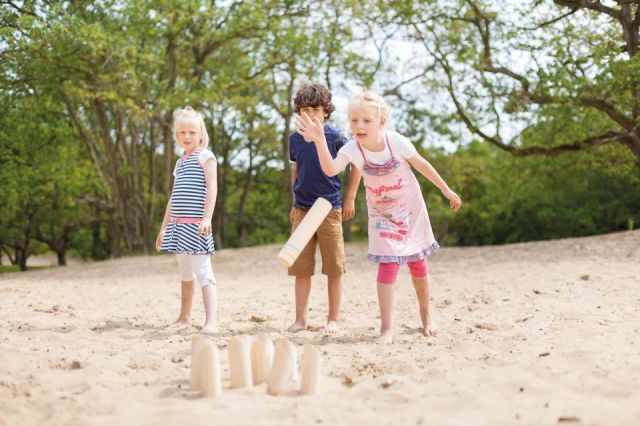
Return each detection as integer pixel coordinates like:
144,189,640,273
367,242,439,264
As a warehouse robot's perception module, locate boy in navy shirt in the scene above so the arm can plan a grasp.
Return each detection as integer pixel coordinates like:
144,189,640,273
287,82,361,333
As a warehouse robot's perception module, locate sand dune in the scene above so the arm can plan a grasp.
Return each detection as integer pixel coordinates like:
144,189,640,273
1,230,639,425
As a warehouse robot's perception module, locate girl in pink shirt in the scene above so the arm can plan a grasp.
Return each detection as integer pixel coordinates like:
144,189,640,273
296,91,461,344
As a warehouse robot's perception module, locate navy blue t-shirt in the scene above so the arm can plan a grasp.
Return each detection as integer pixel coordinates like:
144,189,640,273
289,124,347,209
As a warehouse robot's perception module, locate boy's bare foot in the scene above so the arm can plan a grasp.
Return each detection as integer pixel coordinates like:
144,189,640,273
323,320,339,333
201,323,219,334
286,321,306,333
377,329,394,344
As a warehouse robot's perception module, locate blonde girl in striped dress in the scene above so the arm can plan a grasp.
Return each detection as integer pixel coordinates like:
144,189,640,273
156,107,219,334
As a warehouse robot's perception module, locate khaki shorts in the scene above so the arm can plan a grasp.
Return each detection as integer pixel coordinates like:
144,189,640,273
287,207,346,277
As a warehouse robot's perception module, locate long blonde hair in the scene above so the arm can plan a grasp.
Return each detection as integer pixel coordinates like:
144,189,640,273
172,106,209,148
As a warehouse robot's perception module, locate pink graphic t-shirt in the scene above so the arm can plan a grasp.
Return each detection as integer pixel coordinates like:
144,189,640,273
338,132,438,263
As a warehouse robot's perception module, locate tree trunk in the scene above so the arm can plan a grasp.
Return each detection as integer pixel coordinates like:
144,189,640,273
2,248,15,265
56,249,67,266
91,221,101,260
236,142,255,247
17,248,28,271
162,17,178,200
281,128,292,208
92,99,137,255
217,131,230,249
276,74,295,210
631,134,640,166
162,114,175,200
148,123,157,240
109,216,120,257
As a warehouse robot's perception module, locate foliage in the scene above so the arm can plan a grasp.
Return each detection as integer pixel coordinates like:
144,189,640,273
1,0,638,271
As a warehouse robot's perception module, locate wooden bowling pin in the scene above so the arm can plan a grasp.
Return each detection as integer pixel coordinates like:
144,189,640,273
277,198,332,267
190,335,208,391
199,341,222,397
251,334,274,385
228,335,253,388
300,344,321,395
267,338,295,395
284,338,298,382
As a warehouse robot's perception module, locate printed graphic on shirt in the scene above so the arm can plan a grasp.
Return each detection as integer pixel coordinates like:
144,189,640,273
365,178,404,197
367,176,411,242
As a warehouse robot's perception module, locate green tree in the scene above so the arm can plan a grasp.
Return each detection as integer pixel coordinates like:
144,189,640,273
386,0,640,165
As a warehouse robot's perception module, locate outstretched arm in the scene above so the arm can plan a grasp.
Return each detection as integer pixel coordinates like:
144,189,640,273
407,153,462,211
295,113,349,177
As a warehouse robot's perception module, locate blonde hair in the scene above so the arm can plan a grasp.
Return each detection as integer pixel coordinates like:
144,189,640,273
172,106,209,148
348,90,392,124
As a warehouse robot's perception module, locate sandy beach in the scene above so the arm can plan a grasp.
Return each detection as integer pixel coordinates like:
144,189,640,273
1,230,639,426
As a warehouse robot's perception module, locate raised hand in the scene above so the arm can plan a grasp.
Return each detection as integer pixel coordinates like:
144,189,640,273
295,112,325,144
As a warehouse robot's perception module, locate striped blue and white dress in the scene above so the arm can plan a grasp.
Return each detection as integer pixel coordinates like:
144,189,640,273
160,149,215,254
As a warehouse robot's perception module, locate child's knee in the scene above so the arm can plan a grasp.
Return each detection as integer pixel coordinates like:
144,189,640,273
192,255,216,287
407,259,428,278
195,270,216,287
377,263,400,284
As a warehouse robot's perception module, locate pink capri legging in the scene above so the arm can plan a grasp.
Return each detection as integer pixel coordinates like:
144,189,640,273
377,259,428,285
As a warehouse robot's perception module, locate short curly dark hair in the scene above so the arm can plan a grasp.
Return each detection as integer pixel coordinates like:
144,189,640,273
293,82,335,119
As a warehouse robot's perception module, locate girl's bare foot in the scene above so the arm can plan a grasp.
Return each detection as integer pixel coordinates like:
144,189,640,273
423,316,438,337
377,329,394,344
201,323,219,334
286,321,306,333
323,320,339,333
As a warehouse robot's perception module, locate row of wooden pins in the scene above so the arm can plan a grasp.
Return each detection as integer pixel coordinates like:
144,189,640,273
190,334,321,397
